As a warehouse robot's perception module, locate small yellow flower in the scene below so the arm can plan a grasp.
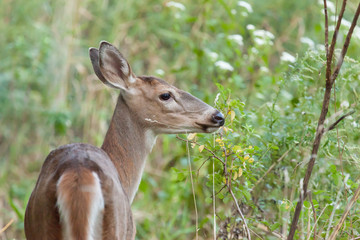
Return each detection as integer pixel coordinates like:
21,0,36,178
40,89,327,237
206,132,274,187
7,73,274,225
198,145,205,152
238,168,243,177
244,155,250,160
187,133,196,140
248,158,254,163
233,145,242,153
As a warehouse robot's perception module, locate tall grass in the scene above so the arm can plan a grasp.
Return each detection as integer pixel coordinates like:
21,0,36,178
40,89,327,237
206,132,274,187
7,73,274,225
1,0,360,239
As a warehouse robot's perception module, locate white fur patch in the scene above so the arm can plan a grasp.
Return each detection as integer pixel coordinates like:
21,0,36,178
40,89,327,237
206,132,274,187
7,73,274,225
87,172,105,240
128,74,136,84
56,172,105,240
145,118,160,123
128,130,157,203
56,175,73,240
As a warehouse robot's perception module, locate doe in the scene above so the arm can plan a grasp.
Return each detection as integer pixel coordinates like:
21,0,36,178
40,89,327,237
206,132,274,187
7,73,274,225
24,41,224,240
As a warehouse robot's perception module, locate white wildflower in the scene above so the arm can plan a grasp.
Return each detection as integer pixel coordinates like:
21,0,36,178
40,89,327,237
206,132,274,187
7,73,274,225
327,1,336,12
316,44,326,51
254,38,266,45
260,66,269,73
206,50,219,61
227,34,243,46
215,60,234,71
280,52,296,63
253,29,275,39
342,19,352,28
254,37,273,46
250,47,259,54
352,121,359,128
319,0,335,12
241,12,248,17
340,101,349,108
155,69,165,76
238,1,253,12
300,37,315,49
214,93,221,105
231,9,237,15
246,24,255,30
165,1,186,11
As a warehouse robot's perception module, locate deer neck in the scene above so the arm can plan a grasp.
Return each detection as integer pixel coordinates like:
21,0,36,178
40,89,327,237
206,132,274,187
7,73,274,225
101,96,157,203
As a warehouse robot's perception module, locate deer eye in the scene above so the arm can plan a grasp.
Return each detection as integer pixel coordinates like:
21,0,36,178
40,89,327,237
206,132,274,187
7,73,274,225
159,93,171,101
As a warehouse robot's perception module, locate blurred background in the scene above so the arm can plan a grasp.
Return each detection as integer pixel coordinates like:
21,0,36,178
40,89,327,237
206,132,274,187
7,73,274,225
1,0,360,239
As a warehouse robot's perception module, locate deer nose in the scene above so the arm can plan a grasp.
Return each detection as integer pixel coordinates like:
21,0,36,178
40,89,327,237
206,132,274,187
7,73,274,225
211,111,225,126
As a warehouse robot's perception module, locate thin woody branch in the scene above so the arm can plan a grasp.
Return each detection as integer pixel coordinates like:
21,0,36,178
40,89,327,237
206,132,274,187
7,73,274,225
324,110,355,133
328,184,360,240
287,1,360,239
176,135,226,165
323,0,329,56
228,186,251,239
330,3,360,84
326,0,347,84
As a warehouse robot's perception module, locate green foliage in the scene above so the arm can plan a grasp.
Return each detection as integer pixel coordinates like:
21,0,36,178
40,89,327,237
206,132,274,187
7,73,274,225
1,0,360,239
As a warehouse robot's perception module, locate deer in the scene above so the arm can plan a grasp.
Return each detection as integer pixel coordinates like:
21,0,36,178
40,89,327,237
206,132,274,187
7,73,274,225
24,41,225,240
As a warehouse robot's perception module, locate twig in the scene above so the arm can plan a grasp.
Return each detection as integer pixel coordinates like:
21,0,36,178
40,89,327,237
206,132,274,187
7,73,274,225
185,137,199,240
197,156,211,177
228,186,251,239
287,2,360,239
308,193,317,240
255,223,286,239
323,0,329,56
324,110,356,133
249,228,265,240
307,204,330,240
330,3,360,85
326,0,347,84
328,184,360,240
252,146,294,190
0,219,14,234
213,157,217,240
176,136,225,165
325,180,344,239
211,184,227,198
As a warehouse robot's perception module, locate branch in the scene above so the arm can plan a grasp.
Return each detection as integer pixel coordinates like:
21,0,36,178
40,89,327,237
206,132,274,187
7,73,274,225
326,0,347,84
252,146,294,190
324,110,355,133
228,186,251,239
176,135,225,165
308,192,317,240
323,0,329,56
0,219,14,234
328,184,360,240
330,2,360,85
287,2,360,239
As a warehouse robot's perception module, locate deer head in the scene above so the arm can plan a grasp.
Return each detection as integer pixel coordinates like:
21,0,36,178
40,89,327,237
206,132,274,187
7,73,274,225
89,41,224,135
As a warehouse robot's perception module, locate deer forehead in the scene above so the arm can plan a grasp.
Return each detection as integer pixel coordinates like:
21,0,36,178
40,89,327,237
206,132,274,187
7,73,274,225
135,76,179,95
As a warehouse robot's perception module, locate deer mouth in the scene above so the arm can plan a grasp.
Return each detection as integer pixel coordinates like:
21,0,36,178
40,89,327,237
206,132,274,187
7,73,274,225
195,122,222,133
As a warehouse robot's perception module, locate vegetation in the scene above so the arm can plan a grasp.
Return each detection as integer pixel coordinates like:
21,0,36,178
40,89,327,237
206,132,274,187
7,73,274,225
1,0,360,239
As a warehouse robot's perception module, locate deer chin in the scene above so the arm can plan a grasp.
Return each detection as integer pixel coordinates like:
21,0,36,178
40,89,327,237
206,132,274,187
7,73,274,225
195,122,222,133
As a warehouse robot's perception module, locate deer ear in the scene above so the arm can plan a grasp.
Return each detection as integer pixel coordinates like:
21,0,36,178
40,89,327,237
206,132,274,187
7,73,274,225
89,47,111,87
95,41,136,90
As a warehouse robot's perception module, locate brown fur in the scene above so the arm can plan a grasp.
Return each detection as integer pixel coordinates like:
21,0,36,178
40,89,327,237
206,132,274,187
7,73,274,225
57,168,95,240
24,41,222,240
